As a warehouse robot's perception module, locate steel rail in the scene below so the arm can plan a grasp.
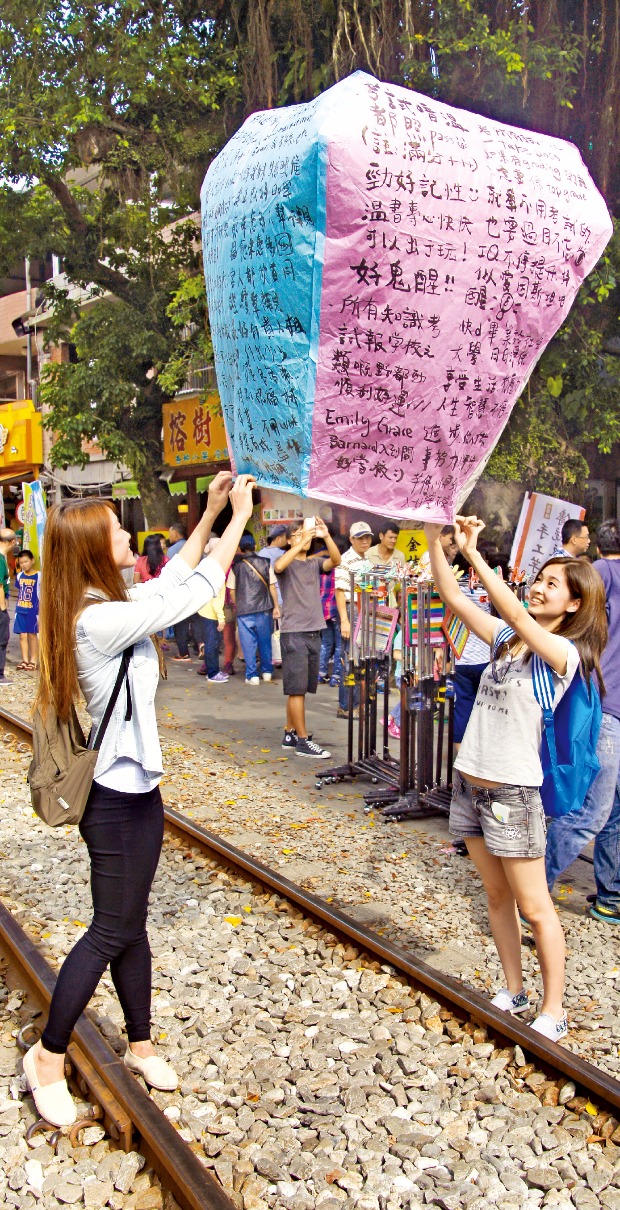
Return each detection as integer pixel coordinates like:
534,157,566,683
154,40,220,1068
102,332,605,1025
4,706,620,1120
0,902,237,1210
165,808,620,1115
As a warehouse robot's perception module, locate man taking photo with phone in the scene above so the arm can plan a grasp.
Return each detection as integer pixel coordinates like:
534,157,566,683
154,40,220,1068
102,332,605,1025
275,517,341,758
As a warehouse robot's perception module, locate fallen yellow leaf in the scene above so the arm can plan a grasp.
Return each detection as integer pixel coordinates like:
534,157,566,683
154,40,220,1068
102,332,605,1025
225,916,243,927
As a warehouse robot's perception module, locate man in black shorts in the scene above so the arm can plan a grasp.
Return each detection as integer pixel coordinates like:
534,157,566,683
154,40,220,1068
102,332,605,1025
274,518,341,758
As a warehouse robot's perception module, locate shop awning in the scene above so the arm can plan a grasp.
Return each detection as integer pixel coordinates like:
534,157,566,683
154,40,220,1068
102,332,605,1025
168,477,212,495
0,466,39,487
112,479,140,499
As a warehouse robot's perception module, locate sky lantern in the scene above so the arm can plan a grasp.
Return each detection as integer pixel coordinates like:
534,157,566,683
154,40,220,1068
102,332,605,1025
201,71,612,521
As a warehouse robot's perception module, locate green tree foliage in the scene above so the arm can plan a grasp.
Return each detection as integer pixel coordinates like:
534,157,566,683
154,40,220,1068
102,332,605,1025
0,1,240,521
226,1,620,210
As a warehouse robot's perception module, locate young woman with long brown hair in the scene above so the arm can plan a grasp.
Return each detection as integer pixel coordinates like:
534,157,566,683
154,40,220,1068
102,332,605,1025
23,472,256,1127
426,515,607,1043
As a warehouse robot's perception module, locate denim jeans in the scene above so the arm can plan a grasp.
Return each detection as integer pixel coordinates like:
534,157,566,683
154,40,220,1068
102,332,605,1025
390,673,402,726
545,711,620,908
237,610,273,680
319,618,342,682
202,617,220,678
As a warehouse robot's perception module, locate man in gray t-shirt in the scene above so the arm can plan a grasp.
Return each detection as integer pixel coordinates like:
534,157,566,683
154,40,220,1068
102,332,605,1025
274,519,341,759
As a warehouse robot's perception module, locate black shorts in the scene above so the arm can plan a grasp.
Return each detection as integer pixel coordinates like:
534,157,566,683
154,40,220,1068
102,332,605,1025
280,630,322,696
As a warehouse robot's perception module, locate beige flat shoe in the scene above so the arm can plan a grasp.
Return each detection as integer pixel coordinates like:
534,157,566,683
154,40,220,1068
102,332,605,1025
124,1048,178,1091
22,1044,77,1127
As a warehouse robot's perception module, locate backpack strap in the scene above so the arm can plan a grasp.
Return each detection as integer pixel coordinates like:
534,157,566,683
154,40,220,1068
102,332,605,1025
91,646,134,751
492,624,515,658
241,556,270,592
531,652,559,773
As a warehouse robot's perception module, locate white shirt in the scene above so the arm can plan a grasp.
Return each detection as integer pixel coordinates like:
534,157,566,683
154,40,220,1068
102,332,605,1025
76,554,224,792
334,546,367,602
456,582,493,667
454,620,580,786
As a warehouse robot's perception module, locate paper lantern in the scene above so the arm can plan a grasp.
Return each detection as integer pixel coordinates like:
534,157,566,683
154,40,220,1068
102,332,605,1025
201,71,612,521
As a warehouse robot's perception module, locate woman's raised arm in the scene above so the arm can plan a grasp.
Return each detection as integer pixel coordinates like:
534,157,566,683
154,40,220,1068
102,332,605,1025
455,515,572,675
425,522,497,648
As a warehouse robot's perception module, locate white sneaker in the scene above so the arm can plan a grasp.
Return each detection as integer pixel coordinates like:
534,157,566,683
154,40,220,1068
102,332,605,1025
246,676,260,686
530,1012,568,1042
262,673,272,682
490,988,530,1014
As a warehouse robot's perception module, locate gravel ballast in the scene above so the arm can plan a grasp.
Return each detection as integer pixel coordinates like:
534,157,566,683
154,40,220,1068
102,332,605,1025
0,670,618,1207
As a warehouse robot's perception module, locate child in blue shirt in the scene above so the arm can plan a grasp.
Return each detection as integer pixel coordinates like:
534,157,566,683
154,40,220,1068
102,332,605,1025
15,549,39,670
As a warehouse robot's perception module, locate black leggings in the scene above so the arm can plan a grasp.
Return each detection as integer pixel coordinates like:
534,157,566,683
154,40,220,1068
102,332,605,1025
41,781,164,1054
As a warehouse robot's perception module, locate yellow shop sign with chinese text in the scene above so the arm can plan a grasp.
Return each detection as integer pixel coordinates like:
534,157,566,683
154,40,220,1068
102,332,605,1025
162,394,230,467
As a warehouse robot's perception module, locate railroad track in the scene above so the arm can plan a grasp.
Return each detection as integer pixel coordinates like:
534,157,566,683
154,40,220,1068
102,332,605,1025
0,702,619,1198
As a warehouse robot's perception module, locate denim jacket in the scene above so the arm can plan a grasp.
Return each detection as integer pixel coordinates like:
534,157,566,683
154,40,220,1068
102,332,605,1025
76,554,224,782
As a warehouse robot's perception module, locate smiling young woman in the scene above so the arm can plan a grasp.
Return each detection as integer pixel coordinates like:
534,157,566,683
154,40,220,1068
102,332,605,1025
425,516,607,1045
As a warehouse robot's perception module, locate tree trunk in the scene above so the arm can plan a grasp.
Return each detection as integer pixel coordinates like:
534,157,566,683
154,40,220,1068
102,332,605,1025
136,462,180,530
127,387,180,529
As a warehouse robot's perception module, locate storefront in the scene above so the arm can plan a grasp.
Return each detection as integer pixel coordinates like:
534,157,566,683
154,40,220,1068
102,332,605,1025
0,400,43,528
162,392,231,530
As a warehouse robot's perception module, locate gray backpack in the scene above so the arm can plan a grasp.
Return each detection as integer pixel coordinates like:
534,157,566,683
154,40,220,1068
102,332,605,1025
28,647,133,826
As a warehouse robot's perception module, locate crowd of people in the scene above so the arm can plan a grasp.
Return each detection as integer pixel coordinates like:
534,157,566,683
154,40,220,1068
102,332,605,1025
7,483,620,1127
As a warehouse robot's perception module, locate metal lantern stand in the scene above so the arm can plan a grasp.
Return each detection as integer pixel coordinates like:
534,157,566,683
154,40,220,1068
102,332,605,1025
315,569,456,824
315,568,400,792
366,576,456,822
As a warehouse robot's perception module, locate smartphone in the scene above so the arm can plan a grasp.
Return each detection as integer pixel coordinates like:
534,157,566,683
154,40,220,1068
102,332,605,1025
303,517,315,531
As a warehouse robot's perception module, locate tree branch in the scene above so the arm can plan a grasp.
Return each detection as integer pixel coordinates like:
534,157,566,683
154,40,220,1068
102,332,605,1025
41,172,138,306
41,173,89,235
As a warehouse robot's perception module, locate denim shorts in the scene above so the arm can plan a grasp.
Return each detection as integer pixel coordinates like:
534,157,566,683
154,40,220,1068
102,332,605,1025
450,769,547,859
